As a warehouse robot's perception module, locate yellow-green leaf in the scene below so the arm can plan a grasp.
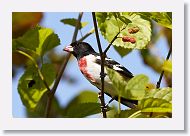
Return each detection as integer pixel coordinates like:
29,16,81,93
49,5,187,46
96,12,151,49
18,63,56,109
162,60,172,73
63,90,101,118
145,87,172,103
138,12,172,29
60,18,88,29
13,26,60,57
106,68,149,100
138,98,172,113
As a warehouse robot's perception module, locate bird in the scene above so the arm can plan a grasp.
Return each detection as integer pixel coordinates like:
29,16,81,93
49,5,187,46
63,41,137,108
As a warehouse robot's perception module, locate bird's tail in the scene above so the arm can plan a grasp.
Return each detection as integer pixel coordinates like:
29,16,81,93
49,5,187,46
105,92,138,109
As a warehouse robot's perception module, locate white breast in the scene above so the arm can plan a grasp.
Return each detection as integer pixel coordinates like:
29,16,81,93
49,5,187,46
82,54,117,96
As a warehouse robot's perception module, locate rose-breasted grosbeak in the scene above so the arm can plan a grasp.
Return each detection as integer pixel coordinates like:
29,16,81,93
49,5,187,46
64,41,137,108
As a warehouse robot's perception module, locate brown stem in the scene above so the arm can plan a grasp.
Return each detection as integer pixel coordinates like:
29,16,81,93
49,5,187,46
156,45,172,88
44,12,83,117
92,12,107,118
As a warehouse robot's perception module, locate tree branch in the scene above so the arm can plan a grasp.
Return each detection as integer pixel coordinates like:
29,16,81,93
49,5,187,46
92,12,107,118
45,12,83,117
156,45,172,88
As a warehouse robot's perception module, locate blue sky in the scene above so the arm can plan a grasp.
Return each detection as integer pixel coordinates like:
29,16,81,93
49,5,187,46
12,12,169,117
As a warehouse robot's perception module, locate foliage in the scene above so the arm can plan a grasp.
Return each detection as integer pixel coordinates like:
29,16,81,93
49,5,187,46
12,12,43,69
18,64,56,109
61,18,88,29
13,26,60,57
137,12,172,29
26,90,101,118
96,12,151,57
136,87,172,114
12,12,172,118
162,60,172,73
106,70,149,100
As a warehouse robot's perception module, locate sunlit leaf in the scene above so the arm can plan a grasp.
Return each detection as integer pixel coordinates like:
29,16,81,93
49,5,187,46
162,60,172,73
13,26,60,57
66,90,98,108
138,98,172,113
96,12,151,49
138,12,172,29
60,18,88,29
115,109,149,118
113,46,132,57
125,74,149,100
26,92,61,117
144,87,172,103
18,63,56,109
145,83,156,91
64,103,101,118
106,68,149,100
63,90,101,117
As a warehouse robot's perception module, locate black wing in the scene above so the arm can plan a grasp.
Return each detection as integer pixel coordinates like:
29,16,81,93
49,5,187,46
95,56,133,78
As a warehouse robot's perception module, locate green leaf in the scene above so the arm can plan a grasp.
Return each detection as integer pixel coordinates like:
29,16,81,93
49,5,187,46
63,90,101,117
115,109,149,118
162,60,172,73
14,27,40,51
66,90,98,107
106,68,149,100
64,103,101,118
13,26,60,56
26,92,61,117
60,18,88,29
96,12,151,49
18,63,56,109
151,112,172,118
138,12,172,29
113,46,132,57
125,74,149,100
138,98,172,113
145,87,172,103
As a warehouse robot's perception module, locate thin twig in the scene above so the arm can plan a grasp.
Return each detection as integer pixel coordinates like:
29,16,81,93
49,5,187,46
156,46,172,88
78,29,94,42
16,50,51,92
45,12,83,117
92,12,107,118
104,27,125,54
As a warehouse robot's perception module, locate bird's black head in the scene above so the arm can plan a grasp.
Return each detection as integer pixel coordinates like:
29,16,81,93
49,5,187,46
63,41,96,59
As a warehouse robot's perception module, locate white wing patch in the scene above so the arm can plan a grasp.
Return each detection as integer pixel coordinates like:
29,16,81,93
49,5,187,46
113,65,123,71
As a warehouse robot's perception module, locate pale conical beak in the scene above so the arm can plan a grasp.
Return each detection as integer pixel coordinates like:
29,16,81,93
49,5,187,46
63,45,73,52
